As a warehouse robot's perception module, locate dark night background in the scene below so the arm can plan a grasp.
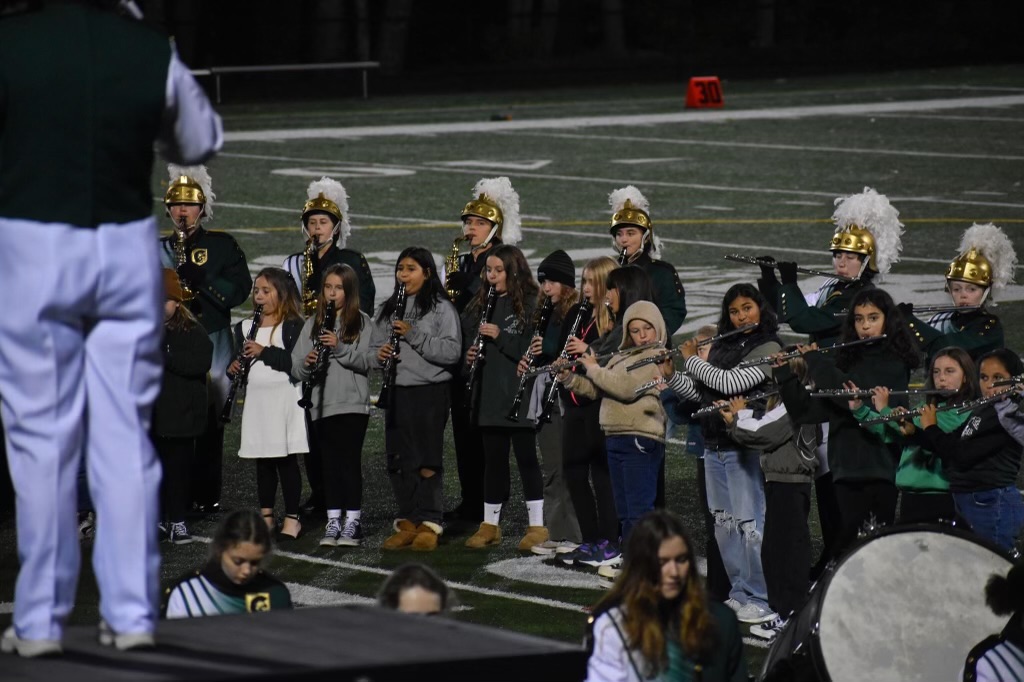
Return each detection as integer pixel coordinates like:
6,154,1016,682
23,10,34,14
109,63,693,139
141,0,1023,99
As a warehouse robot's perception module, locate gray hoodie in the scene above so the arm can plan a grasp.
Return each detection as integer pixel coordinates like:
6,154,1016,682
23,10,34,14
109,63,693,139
290,311,373,420
367,298,462,387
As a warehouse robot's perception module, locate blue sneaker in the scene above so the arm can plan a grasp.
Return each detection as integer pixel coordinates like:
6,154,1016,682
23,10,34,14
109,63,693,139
578,539,621,568
560,542,593,566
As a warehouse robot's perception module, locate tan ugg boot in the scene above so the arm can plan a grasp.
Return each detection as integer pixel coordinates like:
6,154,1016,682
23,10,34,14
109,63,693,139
464,522,501,548
411,522,442,551
381,519,418,550
517,526,549,551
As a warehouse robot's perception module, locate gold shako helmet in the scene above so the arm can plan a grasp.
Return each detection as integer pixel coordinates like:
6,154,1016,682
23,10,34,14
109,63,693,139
165,164,215,220
609,185,662,260
829,187,903,275
461,176,521,246
946,223,1017,296
301,177,351,248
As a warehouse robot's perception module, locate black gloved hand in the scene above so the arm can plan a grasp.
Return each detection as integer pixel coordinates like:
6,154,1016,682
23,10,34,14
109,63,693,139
758,258,778,284
178,262,206,287
777,261,799,285
897,301,914,318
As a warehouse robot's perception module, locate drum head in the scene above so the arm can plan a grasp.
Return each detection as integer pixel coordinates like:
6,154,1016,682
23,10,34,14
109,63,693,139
817,525,1012,682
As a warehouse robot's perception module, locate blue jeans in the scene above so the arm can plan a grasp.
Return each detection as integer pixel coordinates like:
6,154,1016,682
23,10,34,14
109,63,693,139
953,486,1024,552
704,448,768,608
606,435,665,546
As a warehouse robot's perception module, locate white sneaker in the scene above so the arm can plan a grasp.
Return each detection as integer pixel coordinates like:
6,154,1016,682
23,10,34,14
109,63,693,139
98,621,154,651
530,540,580,556
750,615,786,641
736,602,777,624
1,626,62,657
723,598,743,613
597,564,620,589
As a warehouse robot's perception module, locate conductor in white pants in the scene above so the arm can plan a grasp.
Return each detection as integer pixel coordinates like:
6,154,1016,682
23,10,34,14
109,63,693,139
0,0,222,656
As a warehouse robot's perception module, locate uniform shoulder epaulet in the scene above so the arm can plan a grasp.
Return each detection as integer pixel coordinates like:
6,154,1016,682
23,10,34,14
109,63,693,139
647,258,679,274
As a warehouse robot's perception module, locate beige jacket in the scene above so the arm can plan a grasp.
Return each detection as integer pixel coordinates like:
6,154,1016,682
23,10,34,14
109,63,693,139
562,301,667,442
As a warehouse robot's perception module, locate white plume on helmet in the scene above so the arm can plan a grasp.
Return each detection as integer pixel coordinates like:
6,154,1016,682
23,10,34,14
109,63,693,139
305,176,351,248
957,223,1018,291
167,164,215,220
831,186,904,275
473,176,521,246
609,185,662,259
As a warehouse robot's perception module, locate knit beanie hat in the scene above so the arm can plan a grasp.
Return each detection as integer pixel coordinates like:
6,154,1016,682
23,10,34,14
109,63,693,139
163,268,184,302
537,250,575,287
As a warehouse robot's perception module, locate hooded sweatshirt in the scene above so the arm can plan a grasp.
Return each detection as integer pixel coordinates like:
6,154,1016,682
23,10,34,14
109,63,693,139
562,300,667,442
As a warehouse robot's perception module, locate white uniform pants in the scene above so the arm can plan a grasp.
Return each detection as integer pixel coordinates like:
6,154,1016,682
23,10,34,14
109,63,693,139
0,217,163,640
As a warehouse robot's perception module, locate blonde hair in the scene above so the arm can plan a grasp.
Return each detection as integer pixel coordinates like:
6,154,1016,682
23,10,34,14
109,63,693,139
582,256,617,336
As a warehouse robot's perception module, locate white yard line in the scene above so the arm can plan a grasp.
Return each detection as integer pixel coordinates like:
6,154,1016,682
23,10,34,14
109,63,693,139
223,95,1024,142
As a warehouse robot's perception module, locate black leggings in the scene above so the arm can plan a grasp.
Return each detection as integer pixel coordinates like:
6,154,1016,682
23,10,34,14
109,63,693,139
255,455,302,515
481,427,543,504
313,413,369,512
562,401,619,543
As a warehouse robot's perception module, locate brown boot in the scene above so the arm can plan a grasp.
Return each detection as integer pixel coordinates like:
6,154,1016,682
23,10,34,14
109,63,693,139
465,522,501,548
381,519,418,550
411,522,442,552
517,526,549,551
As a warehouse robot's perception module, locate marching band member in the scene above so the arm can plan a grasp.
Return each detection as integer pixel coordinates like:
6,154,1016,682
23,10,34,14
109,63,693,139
282,177,374,518
608,186,687,336
446,177,522,524
463,245,547,550
665,283,782,626
161,165,252,515
290,264,372,548
779,288,920,557
903,223,1014,364
762,186,903,347
371,248,462,552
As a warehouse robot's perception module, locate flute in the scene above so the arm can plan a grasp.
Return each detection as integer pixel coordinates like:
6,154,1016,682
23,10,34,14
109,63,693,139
833,305,980,317
526,341,662,379
809,388,956,399
859,400,964,427
724,254,854,283
633,374,691,396
626,324,757,371
690,388,782,417
734,334,886,370
992,373,1024,387
956,386,1023,415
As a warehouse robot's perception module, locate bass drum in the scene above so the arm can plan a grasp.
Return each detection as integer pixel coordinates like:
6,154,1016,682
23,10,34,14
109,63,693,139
759,523,1013,682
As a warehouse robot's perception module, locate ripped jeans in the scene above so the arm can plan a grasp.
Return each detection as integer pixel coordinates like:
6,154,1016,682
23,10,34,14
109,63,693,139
704,447,768,608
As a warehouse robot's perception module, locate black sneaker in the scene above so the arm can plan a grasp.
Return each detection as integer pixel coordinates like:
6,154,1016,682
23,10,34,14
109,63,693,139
337,518,363,547
168,521,193,545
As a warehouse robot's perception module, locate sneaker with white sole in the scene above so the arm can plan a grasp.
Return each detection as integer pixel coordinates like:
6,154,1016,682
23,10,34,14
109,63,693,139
320,518,342,547
560,542,593,566
578,540,622,568
750,615,786,641
168,521,193,545
1,626,62,657
723,598,743,613
597,565,620,589
98,621,154,651
736,602,777,624
531,540,580,556
336,518,363,547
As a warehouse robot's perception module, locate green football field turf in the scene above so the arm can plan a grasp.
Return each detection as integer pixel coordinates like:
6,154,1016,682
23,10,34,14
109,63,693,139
2,63,1024,675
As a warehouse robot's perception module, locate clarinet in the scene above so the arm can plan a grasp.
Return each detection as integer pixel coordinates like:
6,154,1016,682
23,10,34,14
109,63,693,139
375,283,407,408
506,297,554,422
465,285,498,406
298,300,337,409
220,304,264,423
537,298,592,425
617,247,628,266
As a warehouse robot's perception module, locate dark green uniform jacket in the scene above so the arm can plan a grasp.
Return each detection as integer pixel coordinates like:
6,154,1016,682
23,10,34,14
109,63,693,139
764,275,874,347
162,227,252,334
152,322,213,438
906,307,1003,366
633,254,687,336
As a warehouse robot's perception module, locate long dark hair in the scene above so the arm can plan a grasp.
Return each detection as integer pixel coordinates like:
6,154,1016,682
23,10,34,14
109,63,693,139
985,562,1024,616
377,563,454,612
253,266,304,344
466,244,538,325
377,247,447,322
978,348,1024,378
606,266,655,321
708,283,780,370
210,510,273,564
593,510,715,670
836,288,920,371
924,347,979,405
317,263,362,343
